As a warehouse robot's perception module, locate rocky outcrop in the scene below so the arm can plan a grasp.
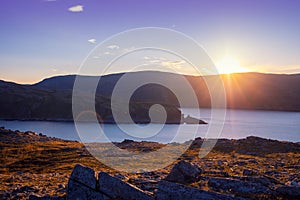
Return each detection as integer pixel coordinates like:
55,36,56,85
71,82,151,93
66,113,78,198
2,131,300,200
65,164,236,200
165,160,201,184
66,164,153,200
182,115,207,124
0,127,68,143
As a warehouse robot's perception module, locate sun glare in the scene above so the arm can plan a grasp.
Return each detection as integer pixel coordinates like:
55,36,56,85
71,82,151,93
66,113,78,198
215,55,248,74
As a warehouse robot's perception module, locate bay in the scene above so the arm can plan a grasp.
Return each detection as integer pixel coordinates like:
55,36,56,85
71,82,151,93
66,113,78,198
1,109,299,143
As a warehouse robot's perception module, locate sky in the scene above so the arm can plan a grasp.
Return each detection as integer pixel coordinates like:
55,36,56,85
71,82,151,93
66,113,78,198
0,0,300,83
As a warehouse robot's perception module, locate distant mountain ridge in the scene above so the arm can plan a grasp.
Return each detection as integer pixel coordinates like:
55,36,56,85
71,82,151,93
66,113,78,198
0,71,299,122
33,71,300,111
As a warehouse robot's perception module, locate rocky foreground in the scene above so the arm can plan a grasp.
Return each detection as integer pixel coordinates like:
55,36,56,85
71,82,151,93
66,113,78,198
0,127,300,199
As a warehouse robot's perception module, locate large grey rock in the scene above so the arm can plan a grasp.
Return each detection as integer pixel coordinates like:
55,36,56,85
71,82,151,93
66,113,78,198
67,179,109,200
276,186,300,198
29,195,65,200
156,180,235,200
165,160,201,184
240,176,279,187
208,177,273,196
69,164,96,189
98,172,154,200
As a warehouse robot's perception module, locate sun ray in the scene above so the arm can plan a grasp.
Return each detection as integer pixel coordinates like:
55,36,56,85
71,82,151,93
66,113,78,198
216,55,248,74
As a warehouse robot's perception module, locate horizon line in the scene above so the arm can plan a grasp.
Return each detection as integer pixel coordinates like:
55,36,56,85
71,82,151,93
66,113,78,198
2,70,300,85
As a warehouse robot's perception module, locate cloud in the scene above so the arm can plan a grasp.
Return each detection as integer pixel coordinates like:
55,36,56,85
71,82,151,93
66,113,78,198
68,5,83,12
88,38,96,44
104,51,113,55
149,59,161,63
51,68,57,72
107,44,120,50
161,60,186,69
121,47,135,53
144,57,185,69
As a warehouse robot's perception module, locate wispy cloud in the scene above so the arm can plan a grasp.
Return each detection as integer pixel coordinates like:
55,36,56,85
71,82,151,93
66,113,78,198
88,38,96,44
104,51,113,55
121,47,135,53
107,44,120,50
161,60,186,69
68,5,83,12
149,59,161,63
144,57,186,69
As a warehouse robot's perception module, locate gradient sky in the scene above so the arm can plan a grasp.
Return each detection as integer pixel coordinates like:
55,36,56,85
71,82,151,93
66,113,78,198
1,0,300,83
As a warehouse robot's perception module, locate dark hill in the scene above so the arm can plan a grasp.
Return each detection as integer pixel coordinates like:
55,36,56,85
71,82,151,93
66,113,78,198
33,71,300,111
0,71,299,122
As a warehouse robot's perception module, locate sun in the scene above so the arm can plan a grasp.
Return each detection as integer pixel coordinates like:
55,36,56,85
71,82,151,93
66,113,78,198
215,55,248,74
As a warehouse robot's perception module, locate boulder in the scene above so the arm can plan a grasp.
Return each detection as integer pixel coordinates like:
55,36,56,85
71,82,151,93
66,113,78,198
29,195,65,200
276,186,300,198
165,160,201,184
68,164,96,189
156,180,234,200
67,179,109,200
98,172,154,200
67,164,110,200
208,177,273,196
241,176,280,187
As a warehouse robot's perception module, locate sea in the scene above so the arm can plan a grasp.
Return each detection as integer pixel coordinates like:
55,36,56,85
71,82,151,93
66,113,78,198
1,109,299,143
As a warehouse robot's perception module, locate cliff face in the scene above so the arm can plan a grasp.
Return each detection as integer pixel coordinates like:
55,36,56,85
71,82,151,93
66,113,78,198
0,71,299,122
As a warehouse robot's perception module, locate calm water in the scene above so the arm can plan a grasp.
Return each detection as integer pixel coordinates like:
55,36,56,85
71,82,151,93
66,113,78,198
1,109,299,143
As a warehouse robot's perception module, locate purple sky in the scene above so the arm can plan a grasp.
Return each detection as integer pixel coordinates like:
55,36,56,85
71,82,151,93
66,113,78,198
0,0,300,83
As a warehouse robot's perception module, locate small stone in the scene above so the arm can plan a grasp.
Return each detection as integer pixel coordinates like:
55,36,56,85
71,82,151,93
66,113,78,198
5,177,14,183
286,181,299,187
248,159,257,164
243,169,258,176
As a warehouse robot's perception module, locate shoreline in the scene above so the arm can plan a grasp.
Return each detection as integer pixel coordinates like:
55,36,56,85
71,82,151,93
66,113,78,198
1,125,300,144
1,123,300,143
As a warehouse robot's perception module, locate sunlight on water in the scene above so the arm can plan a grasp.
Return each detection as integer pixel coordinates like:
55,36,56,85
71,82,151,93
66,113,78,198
1,109,300,143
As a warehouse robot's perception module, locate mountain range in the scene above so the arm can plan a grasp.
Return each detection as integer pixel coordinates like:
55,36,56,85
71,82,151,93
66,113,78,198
0,71,299,122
